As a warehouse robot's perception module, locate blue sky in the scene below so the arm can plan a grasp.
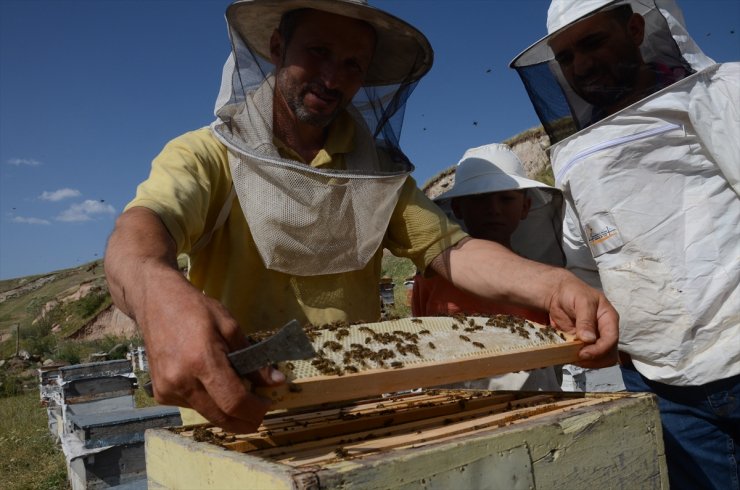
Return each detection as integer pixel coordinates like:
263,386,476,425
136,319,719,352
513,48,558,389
1,0,738,280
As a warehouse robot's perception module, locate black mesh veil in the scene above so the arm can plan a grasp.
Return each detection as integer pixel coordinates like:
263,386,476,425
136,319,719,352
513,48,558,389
510,0,714,144
214,4,431,173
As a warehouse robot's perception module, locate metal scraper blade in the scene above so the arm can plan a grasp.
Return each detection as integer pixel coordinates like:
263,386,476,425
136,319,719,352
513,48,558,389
228,319,316,377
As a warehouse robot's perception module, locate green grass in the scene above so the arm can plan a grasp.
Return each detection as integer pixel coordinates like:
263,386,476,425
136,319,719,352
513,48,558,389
0,392,69,490
0,384,157,490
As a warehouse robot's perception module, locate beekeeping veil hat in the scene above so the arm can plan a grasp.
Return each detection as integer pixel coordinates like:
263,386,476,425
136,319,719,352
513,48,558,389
434,144,565,267
510,0,715,143
210,0,433,276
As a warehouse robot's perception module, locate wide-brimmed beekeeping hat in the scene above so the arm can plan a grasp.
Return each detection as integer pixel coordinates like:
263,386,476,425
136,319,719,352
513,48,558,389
226,0,433,86
435,144,558,202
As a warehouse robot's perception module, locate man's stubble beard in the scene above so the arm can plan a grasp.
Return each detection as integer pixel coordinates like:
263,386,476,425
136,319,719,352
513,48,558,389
277,70,345,128
575,57,643,109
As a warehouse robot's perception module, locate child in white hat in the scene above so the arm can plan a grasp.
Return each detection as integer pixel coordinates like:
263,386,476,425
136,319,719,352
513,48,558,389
413,143,565,390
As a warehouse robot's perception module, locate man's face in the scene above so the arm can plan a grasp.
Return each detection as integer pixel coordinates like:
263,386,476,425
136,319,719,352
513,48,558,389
270,10,376,128
452,191,531,246
549,10,645,109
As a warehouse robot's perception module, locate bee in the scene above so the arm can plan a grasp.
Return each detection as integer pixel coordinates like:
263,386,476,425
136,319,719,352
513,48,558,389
451,324,459,330
472,342,485,349
391,361,404,369
419,329,431,335
411,318,423,324
323,340,343,352
428,342,436,349
459,335,471,342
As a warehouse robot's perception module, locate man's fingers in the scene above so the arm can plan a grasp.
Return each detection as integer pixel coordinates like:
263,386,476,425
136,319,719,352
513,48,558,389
576,298,619,364
546,277,619,367
200,359,273,431
575,318,597,344
180,379,265,434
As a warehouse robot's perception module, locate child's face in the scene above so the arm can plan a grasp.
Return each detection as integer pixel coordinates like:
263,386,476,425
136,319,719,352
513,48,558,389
452,190,531,246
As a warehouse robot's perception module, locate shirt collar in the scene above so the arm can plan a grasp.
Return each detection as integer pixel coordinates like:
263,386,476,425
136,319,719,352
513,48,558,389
274,110,356,169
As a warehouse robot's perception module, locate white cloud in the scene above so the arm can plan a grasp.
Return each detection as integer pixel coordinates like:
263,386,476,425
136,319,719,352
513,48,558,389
12,216,51,225
57,200,116,222
7,158,41,166
40,188,82,202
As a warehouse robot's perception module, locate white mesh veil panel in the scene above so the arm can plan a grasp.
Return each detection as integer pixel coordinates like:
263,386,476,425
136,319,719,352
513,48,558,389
231,160,408,275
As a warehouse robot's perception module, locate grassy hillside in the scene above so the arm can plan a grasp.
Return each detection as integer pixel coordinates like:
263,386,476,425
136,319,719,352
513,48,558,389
0,259,130,400
0,261,106,336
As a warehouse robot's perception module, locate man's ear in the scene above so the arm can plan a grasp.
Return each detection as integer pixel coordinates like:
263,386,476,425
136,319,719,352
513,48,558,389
520,197,532,220
627,13,646,46
269,30,284,66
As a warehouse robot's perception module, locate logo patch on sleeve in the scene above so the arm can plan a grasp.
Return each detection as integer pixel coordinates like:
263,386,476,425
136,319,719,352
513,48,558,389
584,212,624,257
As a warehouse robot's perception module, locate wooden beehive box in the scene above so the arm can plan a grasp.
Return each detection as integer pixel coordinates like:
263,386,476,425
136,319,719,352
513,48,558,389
147,316,667,489
146,390,668,489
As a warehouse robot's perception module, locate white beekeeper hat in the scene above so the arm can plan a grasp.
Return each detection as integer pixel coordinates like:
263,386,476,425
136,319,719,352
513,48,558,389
434,143,565,267
509,0,714,143
434,144,557,202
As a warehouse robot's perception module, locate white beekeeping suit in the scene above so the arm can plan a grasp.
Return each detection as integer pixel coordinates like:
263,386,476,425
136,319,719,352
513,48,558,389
511,0,740,387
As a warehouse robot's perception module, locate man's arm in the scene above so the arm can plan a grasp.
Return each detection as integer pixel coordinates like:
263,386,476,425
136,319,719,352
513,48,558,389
432,237,618,368
104,206,284,433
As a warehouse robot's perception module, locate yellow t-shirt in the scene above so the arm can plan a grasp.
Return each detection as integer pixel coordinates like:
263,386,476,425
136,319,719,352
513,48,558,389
126,118,466,332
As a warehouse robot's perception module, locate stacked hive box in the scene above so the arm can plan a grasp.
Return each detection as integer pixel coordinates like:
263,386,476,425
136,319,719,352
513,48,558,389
38,359,181,489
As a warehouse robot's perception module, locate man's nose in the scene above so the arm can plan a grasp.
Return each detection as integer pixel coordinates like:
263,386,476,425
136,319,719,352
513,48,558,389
320,60,344,89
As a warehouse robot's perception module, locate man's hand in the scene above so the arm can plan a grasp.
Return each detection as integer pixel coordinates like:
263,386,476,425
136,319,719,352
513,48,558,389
545,273,618,368
105,207,285,433
140,272,286,433
434,238,619,367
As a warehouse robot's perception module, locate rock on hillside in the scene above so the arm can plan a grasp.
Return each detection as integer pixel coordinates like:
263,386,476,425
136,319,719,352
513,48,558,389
67,304,138,341
422,125,551,199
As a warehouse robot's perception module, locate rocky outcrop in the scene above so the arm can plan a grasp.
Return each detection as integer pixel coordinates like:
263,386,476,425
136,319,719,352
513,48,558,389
67,304,138,340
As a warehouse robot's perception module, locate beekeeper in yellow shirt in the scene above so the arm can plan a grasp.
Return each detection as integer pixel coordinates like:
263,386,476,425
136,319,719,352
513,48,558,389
105,0,619,434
